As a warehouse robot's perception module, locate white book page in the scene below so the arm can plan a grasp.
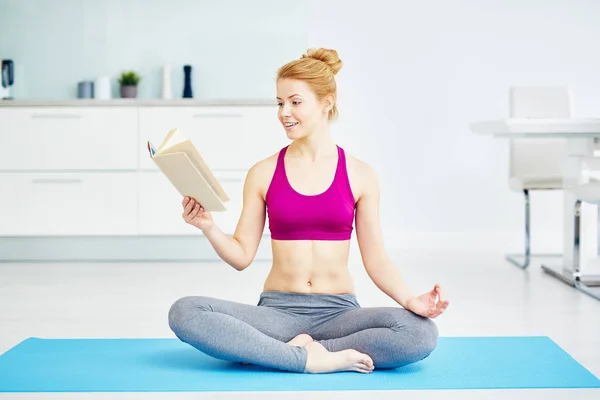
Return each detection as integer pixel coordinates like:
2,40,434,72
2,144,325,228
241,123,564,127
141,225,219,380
158,128,188,153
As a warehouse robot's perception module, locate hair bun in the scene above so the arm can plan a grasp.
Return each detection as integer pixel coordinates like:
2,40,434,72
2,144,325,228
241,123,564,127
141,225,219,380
302,48,342,75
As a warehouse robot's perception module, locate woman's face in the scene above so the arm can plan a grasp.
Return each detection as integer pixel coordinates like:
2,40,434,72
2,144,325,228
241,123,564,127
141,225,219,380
276,78,330,141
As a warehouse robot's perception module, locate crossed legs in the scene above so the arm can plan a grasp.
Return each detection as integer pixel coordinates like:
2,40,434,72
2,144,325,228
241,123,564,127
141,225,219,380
168,295,438,374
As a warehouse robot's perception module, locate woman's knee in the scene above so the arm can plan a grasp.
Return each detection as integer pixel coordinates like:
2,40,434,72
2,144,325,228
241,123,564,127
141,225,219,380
392,310,439,362
168,296,207,335
410,316,439,358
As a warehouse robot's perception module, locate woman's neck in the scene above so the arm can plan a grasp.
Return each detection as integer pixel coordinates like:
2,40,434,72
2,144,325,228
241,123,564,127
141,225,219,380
288,126,336,162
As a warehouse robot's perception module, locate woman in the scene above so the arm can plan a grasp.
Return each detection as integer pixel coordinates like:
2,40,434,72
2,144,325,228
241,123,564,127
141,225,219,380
168,48,449,374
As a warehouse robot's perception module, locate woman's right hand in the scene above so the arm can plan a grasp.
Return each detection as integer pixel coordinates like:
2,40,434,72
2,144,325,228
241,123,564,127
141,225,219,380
182,196,213,232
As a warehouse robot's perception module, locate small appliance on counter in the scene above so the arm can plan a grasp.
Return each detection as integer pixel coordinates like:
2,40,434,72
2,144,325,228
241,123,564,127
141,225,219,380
1,59,14,100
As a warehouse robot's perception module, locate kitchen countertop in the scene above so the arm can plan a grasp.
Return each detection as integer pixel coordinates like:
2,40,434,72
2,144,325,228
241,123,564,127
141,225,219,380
0,99,277,107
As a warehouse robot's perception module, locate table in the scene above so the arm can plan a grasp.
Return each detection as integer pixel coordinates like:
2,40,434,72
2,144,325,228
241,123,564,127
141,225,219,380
470,117,600,300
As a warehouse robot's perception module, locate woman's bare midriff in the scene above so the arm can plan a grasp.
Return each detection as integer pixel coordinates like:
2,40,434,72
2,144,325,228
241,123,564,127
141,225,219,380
262,239,355,294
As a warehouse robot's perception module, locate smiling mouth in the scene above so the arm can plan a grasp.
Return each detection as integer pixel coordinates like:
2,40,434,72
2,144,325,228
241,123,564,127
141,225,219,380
285,122,298,127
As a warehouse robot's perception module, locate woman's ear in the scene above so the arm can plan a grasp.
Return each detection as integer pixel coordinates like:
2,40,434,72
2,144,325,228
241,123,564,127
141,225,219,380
323,95,335,114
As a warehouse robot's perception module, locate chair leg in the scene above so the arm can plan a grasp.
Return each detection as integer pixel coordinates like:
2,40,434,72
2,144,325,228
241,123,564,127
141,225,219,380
505,189,562,269
505,189,531,269
572,200,600,300
572,199,582,279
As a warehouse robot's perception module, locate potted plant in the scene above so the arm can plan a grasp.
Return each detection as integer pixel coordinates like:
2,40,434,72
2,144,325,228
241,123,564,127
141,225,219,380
118,70,141,98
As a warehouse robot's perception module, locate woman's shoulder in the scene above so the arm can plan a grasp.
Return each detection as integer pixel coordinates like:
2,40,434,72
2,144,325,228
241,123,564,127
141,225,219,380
343,150,378,182
342,149,379,201
245,149,284,198
250,149,280,177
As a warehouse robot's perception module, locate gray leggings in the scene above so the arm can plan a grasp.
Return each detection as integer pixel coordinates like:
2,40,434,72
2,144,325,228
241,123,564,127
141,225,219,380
168,291,438,373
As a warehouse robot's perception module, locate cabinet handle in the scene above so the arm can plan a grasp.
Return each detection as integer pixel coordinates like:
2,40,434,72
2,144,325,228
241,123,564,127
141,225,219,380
192,113,242,119
31,114,82,119
31,178,83,184
219,177,243,182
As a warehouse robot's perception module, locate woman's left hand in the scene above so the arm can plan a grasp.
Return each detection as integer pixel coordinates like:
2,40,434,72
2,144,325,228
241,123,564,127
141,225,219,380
405,284,449,318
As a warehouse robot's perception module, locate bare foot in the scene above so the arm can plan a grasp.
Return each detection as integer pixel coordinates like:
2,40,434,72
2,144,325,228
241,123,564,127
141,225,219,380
303,341,374,374
287,333,313,347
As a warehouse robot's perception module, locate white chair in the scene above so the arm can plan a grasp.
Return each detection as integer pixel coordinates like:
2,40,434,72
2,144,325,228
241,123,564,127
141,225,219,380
505,86,571,268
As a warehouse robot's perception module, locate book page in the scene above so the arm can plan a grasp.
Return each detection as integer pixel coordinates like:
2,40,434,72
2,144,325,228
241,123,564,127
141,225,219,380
157,128,188,153
160,139,230,202
151,152,227,212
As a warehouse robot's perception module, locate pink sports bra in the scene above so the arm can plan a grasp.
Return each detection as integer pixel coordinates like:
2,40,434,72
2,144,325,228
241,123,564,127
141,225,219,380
265,145,356,240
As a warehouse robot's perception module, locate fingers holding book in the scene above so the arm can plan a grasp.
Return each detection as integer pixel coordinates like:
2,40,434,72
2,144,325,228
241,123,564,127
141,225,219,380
182,196,214,232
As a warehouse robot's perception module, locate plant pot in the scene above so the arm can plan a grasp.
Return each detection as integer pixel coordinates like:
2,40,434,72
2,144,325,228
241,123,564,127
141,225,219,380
120,85,138,98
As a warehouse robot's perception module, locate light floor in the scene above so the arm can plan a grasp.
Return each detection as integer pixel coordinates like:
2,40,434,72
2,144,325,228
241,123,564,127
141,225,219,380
1,248,600,399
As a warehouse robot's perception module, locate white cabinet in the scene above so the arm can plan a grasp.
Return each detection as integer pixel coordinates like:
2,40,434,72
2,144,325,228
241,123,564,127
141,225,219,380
137,170,246,235
210,172,246,235
138,105,287,172
0,172,138,235
0,107,138,171
137,171,203,236
0,102,276,241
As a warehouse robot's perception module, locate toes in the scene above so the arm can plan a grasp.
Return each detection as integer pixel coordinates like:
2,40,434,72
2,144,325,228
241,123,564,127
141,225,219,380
354,364,373,373
359,356,374,371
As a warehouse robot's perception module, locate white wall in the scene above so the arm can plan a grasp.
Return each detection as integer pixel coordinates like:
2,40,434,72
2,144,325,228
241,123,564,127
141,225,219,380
305,0,600,251
3,0,600,253
0,0,308,100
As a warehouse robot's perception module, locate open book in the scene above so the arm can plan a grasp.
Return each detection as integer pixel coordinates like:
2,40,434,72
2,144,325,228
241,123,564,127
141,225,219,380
147,128,230,211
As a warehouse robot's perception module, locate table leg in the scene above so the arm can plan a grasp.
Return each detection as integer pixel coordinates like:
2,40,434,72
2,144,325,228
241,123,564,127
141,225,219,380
540,138,600,300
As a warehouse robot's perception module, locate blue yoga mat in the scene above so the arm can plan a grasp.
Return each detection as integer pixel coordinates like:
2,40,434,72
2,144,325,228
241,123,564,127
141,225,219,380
0,336,599,392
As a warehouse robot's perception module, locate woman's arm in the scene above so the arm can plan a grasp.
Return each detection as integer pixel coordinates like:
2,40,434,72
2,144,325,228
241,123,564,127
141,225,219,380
354,161,417,308
203,161,267,271
354,161,449,317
